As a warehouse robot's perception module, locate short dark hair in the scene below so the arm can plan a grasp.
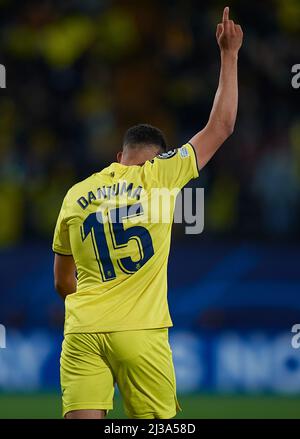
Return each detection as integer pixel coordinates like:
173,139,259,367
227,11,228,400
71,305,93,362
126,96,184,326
123,124,167,152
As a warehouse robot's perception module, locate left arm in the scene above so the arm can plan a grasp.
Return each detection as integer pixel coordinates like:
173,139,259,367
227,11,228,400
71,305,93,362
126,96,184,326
54,254,77,300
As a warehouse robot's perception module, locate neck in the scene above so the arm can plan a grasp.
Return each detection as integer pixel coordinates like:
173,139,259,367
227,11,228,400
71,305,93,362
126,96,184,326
120,155,144,166
120,145,160,166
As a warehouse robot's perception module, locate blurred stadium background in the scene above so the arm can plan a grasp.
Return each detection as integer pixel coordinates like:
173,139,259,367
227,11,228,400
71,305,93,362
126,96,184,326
1,0,300,418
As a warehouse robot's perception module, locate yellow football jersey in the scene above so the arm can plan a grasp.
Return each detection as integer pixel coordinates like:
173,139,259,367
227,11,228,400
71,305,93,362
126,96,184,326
52,143,199,334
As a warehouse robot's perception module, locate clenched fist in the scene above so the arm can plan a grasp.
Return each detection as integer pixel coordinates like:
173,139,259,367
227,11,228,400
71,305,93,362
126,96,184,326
216,7,243,54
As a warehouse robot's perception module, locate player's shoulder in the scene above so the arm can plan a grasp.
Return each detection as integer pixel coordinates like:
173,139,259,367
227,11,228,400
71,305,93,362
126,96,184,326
65,168,108,201
66,175,93,198
146,144,193,166
155,148,178,160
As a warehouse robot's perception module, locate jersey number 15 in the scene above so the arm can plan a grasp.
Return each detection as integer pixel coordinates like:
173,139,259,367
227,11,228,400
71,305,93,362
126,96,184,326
80,203,154,282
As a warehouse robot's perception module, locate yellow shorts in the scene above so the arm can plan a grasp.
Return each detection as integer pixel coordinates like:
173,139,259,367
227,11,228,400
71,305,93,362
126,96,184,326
60,328,181,419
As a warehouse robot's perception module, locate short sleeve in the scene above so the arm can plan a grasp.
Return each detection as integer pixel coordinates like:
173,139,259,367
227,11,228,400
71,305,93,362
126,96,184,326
52,194,72,255
146,143,199,189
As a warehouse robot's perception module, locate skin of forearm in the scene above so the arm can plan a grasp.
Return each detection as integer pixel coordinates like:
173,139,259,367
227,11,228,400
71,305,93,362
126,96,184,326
208,50,238,134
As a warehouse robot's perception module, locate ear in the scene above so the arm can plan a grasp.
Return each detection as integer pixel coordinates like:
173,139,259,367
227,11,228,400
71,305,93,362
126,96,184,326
117,151,122,163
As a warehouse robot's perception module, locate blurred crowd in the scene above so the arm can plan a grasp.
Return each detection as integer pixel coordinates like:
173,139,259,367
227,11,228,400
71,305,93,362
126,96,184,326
1,0,300,246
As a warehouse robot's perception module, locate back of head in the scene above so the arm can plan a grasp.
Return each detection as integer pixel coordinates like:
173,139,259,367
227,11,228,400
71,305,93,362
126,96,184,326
123,124,167,153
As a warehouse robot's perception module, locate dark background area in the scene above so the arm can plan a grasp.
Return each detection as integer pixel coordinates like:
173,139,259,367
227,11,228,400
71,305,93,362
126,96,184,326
0,0,299,246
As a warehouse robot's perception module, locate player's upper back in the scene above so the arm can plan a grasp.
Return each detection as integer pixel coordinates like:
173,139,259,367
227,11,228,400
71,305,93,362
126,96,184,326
53,143,198,291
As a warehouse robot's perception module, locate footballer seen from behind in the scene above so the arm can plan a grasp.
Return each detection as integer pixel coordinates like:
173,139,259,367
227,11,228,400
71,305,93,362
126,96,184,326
53,7,243,419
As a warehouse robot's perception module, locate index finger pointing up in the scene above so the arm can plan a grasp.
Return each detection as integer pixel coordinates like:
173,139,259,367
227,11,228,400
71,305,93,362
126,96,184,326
222,6,229,22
